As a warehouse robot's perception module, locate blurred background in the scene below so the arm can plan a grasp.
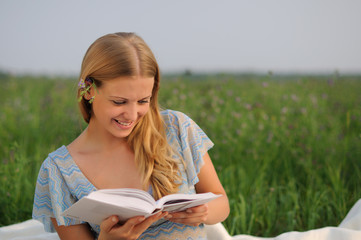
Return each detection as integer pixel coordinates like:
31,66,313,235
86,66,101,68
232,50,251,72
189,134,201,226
1,0,360,76
1,0,361,237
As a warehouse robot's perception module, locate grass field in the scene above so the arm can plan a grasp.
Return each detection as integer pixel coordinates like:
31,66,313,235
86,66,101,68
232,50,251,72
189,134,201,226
0,72,360,237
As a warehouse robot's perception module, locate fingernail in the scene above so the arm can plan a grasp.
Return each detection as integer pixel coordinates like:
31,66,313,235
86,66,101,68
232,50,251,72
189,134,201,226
112,217,117,222
186,209,192,213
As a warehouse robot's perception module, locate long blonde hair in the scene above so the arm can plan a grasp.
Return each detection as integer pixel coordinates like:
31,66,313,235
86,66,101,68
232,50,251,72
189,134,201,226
78,32,181,199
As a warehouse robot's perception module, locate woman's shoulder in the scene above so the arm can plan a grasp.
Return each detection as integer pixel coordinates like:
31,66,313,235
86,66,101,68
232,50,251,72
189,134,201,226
160,109,187,117
48,145,69,158
41,145,72,168
160,109,193,126
160,109,208,143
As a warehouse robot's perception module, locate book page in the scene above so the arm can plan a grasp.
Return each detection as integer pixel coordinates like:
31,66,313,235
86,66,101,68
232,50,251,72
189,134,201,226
156,192,221,212
89,189,156,212
95,188,155,204
62,198,154,225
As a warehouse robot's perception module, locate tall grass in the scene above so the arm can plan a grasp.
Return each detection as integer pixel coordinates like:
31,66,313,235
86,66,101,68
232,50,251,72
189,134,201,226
1,73,360,237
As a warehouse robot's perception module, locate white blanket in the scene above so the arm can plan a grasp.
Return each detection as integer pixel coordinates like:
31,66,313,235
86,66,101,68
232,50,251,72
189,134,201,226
1,199,361,240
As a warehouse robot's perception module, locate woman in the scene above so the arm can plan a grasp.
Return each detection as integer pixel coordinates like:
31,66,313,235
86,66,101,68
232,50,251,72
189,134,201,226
33,32,229,240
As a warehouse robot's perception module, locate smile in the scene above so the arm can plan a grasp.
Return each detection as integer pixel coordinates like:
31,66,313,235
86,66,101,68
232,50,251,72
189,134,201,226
114,119,133,127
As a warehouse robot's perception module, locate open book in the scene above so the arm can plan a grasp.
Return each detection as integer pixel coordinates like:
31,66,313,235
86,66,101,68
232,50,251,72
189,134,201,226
61,188,221,225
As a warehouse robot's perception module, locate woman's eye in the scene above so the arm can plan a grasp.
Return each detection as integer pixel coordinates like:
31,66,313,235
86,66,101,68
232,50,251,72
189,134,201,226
112,101,126,105
139,100,150,104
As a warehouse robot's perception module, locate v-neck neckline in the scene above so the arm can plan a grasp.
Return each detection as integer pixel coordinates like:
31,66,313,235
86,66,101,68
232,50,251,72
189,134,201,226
61,145,99,191
60,145,153,196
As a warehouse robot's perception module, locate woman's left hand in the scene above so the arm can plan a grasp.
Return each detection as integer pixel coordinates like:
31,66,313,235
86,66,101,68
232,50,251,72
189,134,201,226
164,204,209,226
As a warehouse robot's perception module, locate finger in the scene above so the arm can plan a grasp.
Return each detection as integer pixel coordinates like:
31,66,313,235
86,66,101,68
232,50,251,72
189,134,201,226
168,212,207,221
167,212,207,220
121,215,146,232
170,214,207,221
133,212,167,234
166,207,208,219
165,206,208,226
186,204,208,213
166,204,208,219
100,215,120,232
137,212,166,227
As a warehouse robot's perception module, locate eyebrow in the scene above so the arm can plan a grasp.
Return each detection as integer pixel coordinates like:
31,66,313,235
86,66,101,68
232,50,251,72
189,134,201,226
109,95,152,100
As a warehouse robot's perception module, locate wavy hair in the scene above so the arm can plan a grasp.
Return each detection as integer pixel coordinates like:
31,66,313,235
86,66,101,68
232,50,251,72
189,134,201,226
78,32,181,199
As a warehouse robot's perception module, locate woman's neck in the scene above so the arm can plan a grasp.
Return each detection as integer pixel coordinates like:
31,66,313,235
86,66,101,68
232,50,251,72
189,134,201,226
80,120,128,153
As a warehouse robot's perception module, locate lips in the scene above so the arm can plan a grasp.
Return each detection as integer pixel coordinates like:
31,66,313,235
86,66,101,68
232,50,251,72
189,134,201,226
114,119,132,125
113,119,134,129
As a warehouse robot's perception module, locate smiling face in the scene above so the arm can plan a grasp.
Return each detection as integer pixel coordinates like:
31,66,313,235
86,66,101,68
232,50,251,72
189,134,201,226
89,76,155,140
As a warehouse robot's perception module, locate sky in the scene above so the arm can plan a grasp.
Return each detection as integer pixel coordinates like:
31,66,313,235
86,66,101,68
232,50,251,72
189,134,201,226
1,0,361,75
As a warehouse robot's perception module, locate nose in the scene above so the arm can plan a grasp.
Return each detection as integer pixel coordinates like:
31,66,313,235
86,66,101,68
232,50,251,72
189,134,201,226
123,103,138,121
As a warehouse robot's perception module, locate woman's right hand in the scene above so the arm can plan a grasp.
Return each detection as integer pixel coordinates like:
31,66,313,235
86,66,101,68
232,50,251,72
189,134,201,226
98,212,167,240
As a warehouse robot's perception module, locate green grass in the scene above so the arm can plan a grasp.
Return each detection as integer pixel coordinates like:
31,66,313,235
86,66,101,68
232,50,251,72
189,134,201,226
1,73,360,237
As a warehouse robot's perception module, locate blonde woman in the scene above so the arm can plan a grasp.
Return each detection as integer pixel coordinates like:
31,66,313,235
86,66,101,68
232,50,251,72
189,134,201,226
33,32,229,240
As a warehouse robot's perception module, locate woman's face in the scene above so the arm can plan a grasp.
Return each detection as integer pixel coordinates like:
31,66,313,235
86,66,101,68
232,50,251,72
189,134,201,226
89,76,155,140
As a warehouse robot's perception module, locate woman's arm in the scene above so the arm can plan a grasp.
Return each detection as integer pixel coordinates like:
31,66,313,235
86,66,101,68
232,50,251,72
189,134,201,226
51,218,94,240
51,212,168,240
165,152,230,225
195,152,230,224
